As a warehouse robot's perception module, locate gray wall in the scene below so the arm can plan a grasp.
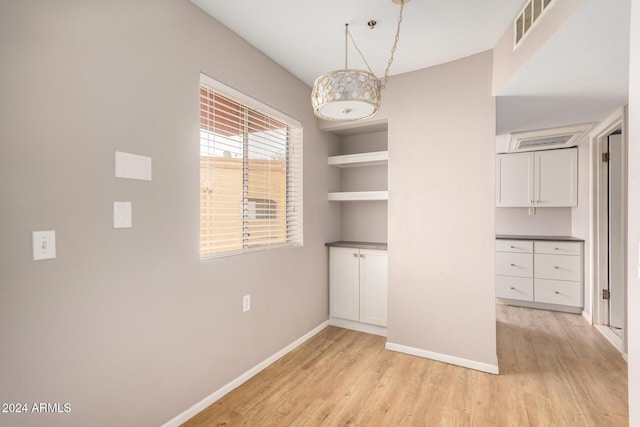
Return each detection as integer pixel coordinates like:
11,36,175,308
0,1,335,426
495,207,573,236
385,52,498,369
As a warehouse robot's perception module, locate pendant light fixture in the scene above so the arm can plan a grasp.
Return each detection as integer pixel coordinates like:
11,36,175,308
311,0,409,121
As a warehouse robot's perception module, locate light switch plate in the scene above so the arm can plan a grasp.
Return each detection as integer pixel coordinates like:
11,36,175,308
113,202,132,228
33,230,56,261
115,151,152,181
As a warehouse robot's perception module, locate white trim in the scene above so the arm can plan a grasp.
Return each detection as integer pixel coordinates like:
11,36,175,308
582,310,593,324
329,317,387,337
385,342,499,375
328,191,388,201
595,324,624,354
161,321,329,427
588,108,626,331
200,73,301,128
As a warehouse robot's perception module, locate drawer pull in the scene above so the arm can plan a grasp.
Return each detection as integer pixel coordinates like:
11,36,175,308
510,263,516,267
510,245,516,248
555,247,560,251
555,291,560,294
510,287,516,290
353,253,358,258
554,266,560,269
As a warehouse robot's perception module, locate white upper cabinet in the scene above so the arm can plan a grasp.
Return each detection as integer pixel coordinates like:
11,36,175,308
496,148,577,207
534,148,578,207
496,151,533,207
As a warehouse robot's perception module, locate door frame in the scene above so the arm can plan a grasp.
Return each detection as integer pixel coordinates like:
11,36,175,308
588,107,627,354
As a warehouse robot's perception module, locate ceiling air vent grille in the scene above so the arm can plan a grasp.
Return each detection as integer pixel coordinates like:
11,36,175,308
514,0,556,47
508,123,594,153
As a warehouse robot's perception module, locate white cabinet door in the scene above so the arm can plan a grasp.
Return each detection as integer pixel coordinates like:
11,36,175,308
535,149,578,207
359,249,388,326
496,152,533,207
496,148,577,208
329,247,360,321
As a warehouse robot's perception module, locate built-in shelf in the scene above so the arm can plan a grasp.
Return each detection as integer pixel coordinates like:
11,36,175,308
328,151,388,168
328,191,389,201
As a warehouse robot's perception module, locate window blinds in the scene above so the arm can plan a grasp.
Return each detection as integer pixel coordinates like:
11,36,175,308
199,77,302,259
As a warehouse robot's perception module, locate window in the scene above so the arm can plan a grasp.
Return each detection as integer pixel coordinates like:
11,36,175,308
199,75,303,259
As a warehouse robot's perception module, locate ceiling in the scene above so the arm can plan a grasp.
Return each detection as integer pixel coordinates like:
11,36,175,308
191,0,528,87
192,0,631,133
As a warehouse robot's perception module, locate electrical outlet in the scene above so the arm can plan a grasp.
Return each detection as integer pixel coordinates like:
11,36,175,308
243,294,251,312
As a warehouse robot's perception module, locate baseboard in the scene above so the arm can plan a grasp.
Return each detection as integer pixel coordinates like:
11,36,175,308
162,320,329,427
594,324,624,354
329,317,387,337
497,298,582,314
581,310,592,324
385,342,499,375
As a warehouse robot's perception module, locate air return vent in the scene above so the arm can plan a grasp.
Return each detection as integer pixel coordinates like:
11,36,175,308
508,123,594,153
514,0,556,47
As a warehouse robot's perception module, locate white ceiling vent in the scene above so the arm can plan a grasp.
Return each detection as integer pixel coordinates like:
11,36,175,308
508,123,594,153
514,0,556,47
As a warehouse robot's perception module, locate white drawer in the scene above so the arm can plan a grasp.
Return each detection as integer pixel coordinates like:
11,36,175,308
534,254,581,281
496,252,533,278
496,276,533,301
535,241,582,256
496,240,533,253
534,279,582,307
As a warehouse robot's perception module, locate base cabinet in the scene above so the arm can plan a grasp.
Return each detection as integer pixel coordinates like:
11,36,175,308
496,239,583,313
329,247,387,328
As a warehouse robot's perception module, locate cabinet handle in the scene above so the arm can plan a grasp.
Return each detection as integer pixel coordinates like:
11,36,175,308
353,253,358,258
510,287,516,290
510,263,516,267
555,247,560,251
510,245,516,248
360,254,365,258
554,266,560,269
555,291,560,294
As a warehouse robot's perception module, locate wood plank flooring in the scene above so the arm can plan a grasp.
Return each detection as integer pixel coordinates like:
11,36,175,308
182,305,628,426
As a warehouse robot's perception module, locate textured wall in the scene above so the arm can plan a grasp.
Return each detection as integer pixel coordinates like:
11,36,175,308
0,1,335,425
386,52,498,370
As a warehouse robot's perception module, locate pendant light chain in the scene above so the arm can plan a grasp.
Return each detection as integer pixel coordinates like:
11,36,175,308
347,28,376,78
382,0,405,89
345,0,406,89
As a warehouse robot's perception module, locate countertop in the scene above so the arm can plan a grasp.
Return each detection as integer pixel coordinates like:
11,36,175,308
496,234,585,242
325,241,388,250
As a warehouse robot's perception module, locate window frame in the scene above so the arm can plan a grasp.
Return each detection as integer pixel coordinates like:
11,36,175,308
199,74,303,260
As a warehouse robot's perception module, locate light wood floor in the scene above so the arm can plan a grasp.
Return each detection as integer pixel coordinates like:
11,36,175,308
183,305,628,426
